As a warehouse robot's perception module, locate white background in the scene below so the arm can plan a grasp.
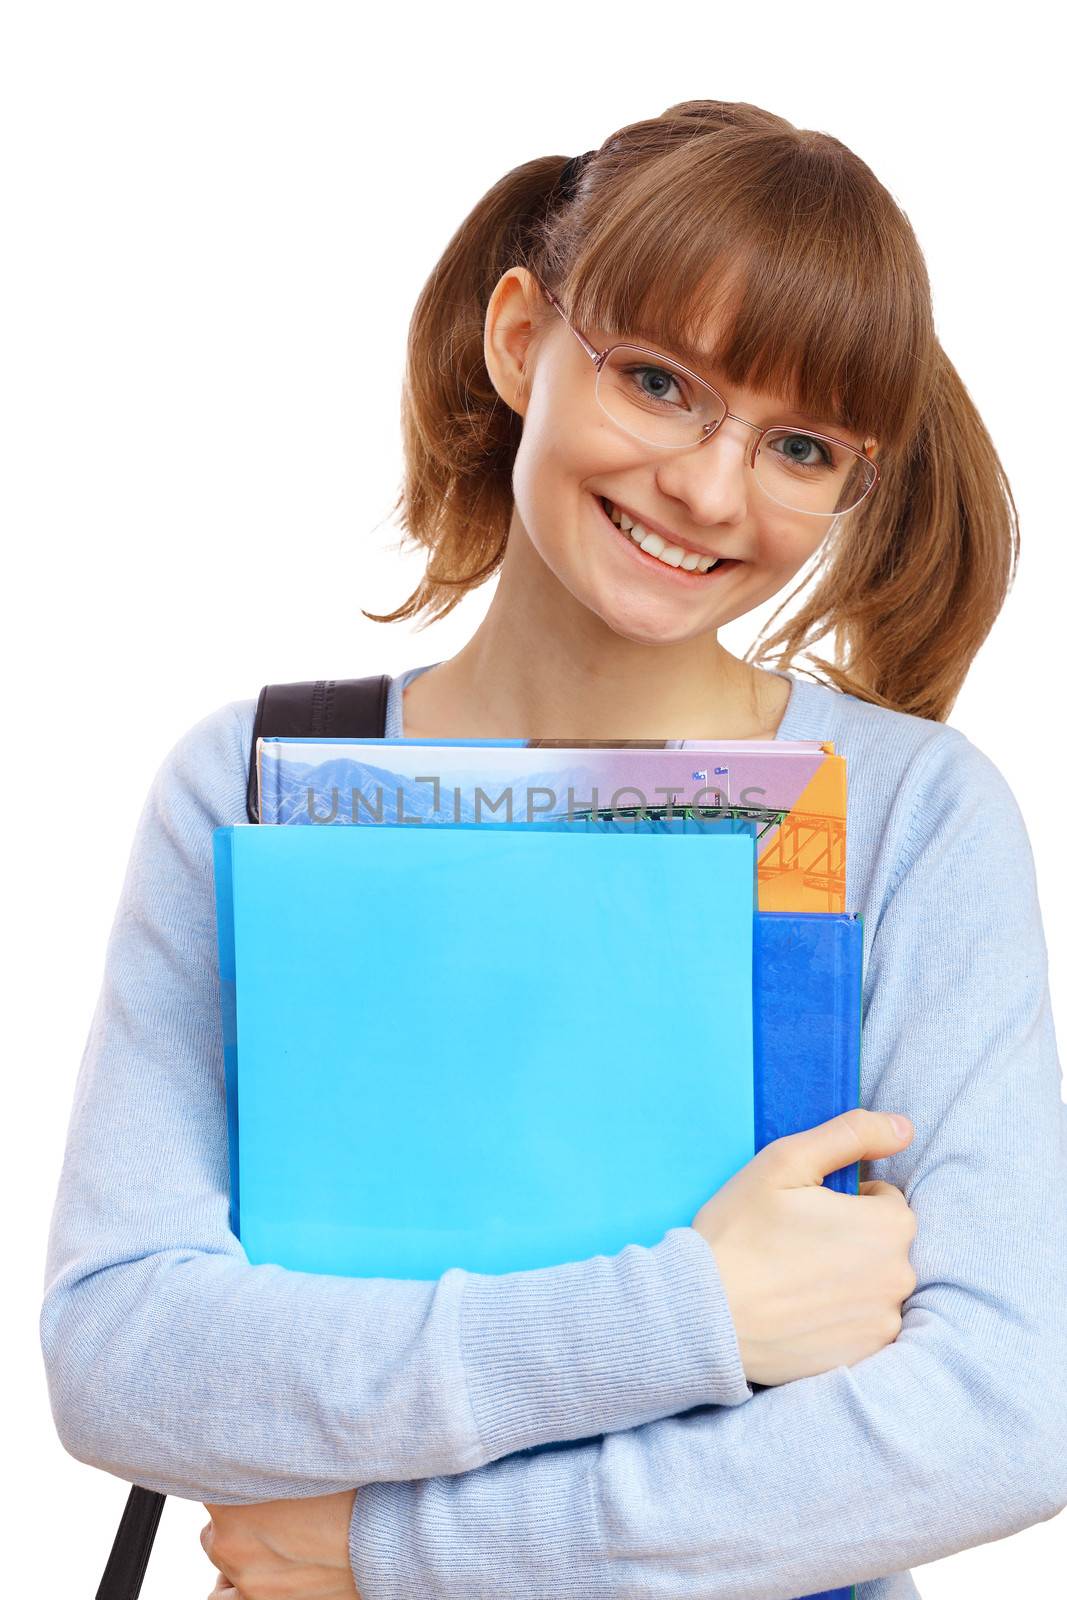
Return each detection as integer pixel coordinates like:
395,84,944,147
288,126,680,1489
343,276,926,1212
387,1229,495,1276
4,3,1064,1595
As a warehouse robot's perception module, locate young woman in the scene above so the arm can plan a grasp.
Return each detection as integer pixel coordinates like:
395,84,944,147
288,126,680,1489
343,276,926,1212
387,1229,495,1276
42,100,1067,1600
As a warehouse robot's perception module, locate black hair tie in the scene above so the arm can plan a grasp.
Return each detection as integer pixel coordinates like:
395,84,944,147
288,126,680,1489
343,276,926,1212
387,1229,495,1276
556,149,596,202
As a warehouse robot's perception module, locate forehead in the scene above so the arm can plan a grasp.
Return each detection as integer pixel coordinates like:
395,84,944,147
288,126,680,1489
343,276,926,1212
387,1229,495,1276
602,318,856,437
620,308,786,389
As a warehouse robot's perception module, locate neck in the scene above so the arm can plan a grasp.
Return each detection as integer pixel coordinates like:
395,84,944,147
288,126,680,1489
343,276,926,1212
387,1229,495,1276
401,518,788,742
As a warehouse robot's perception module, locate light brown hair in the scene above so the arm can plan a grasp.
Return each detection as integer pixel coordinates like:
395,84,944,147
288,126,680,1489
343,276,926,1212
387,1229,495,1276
364,99,1018,722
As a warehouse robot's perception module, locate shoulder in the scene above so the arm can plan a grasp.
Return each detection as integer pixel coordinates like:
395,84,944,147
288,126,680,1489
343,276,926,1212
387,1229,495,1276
794,675,961,776
787,677,1033,915
796,676,1019,815
147,696,259,827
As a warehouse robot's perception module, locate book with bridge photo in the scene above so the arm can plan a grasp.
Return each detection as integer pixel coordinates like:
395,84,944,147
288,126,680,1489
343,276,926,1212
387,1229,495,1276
254,733,847,913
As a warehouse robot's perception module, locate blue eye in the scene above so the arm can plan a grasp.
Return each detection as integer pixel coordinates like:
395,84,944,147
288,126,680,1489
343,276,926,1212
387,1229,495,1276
623,364,691,408
769,433,835,471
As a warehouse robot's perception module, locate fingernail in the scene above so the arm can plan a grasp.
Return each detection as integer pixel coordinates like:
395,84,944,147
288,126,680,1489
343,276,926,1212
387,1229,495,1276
889,1114,912,1138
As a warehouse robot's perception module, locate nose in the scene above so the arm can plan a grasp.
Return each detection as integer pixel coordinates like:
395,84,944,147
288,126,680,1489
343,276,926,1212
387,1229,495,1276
655,415,755,529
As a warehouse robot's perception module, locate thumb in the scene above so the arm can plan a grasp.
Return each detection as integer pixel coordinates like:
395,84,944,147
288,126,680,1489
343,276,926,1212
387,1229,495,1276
759,1109,913,1188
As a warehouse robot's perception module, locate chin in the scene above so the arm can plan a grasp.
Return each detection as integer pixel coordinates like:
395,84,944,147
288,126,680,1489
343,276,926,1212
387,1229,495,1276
587,590,711,648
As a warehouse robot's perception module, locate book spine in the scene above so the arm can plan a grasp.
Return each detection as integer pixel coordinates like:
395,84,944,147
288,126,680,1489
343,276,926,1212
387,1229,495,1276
825,913,863,1197
212,827,240,1237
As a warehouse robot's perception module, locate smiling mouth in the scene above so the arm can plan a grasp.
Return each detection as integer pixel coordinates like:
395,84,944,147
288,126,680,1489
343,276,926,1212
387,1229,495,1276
598,496,740,577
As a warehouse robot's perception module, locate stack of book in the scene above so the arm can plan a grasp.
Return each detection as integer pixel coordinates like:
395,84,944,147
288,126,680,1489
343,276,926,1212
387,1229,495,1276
213,729,862,1600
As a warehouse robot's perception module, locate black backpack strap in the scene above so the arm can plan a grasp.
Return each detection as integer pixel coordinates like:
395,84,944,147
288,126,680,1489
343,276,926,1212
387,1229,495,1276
245,675,391,823
96,1484,164,1599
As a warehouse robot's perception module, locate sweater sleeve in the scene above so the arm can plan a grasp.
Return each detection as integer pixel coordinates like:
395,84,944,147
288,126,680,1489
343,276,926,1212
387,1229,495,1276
348,728,1067,1598
39,701,752,1506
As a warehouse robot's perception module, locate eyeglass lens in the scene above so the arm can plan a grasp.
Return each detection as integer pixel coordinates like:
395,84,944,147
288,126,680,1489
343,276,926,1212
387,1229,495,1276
596,347,876,517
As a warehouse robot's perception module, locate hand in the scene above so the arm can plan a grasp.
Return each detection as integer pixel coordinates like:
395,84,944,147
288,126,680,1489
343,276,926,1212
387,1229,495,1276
692,1108,918,1386
200,1488,361,1599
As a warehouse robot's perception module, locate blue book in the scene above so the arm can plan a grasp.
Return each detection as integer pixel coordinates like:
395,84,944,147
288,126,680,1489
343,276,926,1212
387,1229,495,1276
214,819,759,1277
755,910,863,1196
754,908,862,1600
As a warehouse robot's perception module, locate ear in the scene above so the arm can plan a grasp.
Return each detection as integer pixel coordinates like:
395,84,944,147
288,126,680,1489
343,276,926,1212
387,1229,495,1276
484,267,549,419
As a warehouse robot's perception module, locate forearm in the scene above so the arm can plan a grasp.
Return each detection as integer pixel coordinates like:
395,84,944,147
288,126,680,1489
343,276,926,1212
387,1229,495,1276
41,1212,749,1503
349,1311,1067,1600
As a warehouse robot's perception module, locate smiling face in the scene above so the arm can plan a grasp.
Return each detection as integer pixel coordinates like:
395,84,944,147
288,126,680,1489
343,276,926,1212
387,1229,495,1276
485,266,870,650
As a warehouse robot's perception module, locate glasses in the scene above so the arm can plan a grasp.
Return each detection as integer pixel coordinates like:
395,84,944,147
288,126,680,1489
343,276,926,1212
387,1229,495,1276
537,283,880,519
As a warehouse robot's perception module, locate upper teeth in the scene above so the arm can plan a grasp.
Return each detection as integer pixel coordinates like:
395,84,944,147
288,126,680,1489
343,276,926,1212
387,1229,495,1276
603,499,722,572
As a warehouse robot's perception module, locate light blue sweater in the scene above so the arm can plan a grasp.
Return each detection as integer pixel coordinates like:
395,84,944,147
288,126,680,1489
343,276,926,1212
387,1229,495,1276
40,664,1067,1599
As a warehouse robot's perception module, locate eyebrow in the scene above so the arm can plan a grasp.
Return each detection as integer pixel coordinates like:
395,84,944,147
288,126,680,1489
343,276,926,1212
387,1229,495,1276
626,326,855,438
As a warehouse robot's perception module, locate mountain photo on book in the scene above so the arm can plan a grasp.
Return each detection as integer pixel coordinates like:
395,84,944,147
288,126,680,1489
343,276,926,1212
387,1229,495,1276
257,735,847,913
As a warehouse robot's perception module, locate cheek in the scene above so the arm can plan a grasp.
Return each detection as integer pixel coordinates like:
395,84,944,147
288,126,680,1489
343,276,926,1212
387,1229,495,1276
508,422,596,561
515,370,638,504
509,438,560,565
758,522,831,574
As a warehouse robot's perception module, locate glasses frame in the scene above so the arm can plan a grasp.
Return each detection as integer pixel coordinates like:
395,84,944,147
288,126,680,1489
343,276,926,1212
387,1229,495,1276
536,281,881,520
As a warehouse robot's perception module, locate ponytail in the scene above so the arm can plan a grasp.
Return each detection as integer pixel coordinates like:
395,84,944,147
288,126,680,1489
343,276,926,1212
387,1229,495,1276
747,346,1019,722
361,155,578,628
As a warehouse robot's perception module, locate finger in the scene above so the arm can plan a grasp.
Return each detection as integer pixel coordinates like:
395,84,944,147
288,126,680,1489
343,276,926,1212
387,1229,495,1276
768,1110,913,1188
858,1179,904,1199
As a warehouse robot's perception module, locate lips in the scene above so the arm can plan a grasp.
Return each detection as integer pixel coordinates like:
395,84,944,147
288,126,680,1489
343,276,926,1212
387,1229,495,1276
601,496,725,564
596,494,741,581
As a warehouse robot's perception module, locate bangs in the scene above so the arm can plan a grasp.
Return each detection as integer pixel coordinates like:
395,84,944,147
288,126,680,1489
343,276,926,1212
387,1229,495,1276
558,134,936,452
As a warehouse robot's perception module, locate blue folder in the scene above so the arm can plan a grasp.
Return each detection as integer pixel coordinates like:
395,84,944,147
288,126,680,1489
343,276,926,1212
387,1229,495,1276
215,820,760,1276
